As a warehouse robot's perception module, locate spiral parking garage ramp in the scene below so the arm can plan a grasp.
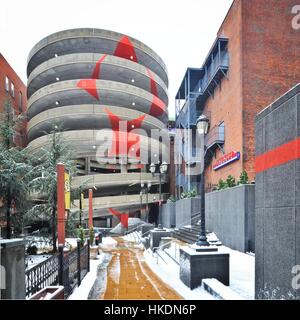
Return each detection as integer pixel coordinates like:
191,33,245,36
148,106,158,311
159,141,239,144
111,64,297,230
27,28,169,226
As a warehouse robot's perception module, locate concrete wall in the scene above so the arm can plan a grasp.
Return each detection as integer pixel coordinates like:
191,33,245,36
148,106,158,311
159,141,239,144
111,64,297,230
255,83,300,300
175,198,200,228
0,239,26,299
206,184,255,253
159,202,176,228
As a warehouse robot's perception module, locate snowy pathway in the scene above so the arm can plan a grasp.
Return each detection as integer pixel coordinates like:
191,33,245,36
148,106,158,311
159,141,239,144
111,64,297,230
99,238,183,300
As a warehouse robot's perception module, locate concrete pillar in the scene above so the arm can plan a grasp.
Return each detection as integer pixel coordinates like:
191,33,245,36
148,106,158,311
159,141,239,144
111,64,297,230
106,217,112,228
121,164,127,174
0,239,26,299
85,157,91,175
140,208,147,222
88,189,93,228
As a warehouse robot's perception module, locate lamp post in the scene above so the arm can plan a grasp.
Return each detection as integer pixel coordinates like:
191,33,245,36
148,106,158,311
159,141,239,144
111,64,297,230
149,161,168,201
140,182,151,220
196,114,210,247
139,191,143,219
79,193,82,227
146,181,151,215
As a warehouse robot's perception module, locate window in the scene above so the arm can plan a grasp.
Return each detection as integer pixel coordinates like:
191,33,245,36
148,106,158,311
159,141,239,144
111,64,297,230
218,122,225,140
10,82,15,98
18,91,23,113
5,76,9,92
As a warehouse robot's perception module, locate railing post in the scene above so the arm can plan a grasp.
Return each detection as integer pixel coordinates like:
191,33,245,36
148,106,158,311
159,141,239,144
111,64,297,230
77,240,81,287
87,239,90,272
58,244,64,286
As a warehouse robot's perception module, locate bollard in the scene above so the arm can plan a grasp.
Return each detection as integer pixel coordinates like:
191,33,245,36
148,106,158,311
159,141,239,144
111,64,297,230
87,239,90,272
58,244,64,287
77,240,81,287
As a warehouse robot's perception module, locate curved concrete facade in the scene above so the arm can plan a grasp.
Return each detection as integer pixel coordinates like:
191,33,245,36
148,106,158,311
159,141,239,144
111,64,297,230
27,28,169,224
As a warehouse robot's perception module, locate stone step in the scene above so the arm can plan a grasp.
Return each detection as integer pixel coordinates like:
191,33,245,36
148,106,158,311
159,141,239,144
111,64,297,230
181,228,201,236
176,228,199,237
172,231,196,244
202,279,244,300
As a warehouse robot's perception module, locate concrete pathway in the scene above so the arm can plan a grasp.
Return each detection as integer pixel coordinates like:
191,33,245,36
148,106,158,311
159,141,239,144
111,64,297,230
99,238,183,300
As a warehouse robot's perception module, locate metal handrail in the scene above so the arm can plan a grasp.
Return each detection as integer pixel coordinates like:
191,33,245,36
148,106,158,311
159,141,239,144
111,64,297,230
152,212,202,255
162,246,180,265
124,223,155,238
151,249,168,265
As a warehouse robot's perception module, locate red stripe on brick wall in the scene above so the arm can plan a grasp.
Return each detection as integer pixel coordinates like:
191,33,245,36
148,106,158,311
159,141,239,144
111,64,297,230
255,137,300,173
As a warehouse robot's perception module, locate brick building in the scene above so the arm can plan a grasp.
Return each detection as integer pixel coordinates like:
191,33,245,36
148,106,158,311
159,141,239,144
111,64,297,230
175,0,300,196
0,53,27,147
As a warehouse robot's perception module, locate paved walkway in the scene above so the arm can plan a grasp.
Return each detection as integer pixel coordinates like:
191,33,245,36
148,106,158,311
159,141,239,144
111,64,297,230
99,238,183,300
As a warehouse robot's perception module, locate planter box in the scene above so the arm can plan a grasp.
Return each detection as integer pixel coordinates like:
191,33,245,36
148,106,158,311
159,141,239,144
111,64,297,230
180,247,229,289
206,184,255,253
150,229,171,251
175,198,200,228
29,286,64,300
159,202,176,228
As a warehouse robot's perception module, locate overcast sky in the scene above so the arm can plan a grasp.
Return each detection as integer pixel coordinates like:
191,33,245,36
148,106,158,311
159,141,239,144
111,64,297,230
0,0,233,119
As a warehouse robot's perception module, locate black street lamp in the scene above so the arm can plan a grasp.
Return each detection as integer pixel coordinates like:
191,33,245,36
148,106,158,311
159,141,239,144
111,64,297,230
79,192,83,227
140,190,143,215
149,161,168,201
141,182,151,219
196,114,210,247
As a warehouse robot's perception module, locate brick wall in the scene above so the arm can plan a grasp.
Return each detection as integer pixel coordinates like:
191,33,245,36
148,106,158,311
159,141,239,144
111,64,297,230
204,0,300,186
204,0,244,186
0,54,27,147
242,0,300,181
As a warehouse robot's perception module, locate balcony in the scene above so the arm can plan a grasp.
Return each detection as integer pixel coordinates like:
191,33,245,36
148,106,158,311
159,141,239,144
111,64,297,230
176,98,200,128
175,68,204,128
205,123,225,166
175,38,229,129
197,38,229,113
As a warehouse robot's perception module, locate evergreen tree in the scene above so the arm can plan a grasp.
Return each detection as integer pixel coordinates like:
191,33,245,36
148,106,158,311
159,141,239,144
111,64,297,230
0,98,33,238
27,124,78,252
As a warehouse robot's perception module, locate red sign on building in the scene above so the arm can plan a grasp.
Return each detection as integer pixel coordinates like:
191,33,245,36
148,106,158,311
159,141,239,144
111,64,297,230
213,151,241,171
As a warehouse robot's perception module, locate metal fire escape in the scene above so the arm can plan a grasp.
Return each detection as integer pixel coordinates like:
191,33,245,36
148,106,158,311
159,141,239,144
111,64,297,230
175,37,229,194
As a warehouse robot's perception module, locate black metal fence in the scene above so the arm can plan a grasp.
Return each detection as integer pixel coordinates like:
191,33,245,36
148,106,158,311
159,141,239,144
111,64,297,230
25,240,90,299
25,254,59,298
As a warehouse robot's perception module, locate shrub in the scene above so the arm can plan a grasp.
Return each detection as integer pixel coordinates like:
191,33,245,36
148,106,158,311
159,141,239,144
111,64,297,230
181,189,197,199
167,196,176,203
217,179,227,190
226,175,236,188
238,170,249,185
89,227,95,246
76,227,85,247
26,245,38,255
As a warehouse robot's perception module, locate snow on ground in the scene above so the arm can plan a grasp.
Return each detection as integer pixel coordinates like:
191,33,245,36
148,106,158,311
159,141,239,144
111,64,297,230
26,254,52,270
65,238,80,250
122,231,145,249
202,279,244,300
143,248,215,300
101,236,118,246
110,218,144,234
143,237,254,300
68,254,105,300
218,246,255,300
69,237,118,299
